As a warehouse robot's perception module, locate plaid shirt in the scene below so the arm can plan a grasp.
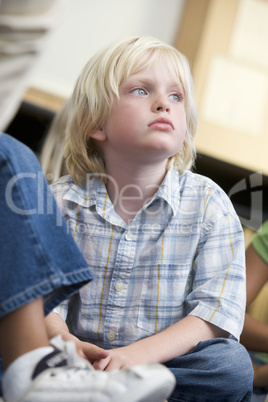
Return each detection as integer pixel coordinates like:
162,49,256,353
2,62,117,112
52,167,246,349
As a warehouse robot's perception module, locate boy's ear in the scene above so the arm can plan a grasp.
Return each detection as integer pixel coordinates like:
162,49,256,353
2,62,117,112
90,128,106,142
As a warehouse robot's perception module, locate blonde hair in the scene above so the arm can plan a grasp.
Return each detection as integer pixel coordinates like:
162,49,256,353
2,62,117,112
65,36,198,185
40,100,69,183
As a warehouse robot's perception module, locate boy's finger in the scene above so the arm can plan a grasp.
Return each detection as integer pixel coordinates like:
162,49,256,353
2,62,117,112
83,344,109,362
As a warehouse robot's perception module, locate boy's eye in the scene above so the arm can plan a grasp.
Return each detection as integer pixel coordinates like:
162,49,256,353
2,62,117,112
170,94,182,102
131,88,147,96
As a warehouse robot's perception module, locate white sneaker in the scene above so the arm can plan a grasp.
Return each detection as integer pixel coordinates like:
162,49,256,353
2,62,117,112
4,336,175,402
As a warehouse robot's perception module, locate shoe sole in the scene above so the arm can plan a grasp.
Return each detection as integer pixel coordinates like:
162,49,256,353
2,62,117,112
114,376,175,402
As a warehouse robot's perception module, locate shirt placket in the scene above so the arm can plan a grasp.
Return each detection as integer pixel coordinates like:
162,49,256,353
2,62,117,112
102,224,137,348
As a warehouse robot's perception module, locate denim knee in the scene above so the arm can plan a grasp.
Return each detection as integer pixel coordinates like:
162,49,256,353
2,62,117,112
165,338,253,401
217,339,253,384
215,339,253,400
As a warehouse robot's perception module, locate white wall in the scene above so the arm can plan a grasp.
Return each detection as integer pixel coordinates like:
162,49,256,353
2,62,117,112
29,0,185,98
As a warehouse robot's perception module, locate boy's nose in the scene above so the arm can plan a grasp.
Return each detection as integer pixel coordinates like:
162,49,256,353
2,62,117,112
156,104,170,112
152,95,170,112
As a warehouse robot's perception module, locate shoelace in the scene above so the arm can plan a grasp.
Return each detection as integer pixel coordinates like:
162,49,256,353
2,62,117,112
50,335,94,370
48,335,115,382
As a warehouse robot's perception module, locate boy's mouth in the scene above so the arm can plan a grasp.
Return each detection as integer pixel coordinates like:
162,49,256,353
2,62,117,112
148,118,174,131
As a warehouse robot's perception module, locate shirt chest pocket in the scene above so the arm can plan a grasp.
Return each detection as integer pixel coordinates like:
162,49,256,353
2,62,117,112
136,264,192,335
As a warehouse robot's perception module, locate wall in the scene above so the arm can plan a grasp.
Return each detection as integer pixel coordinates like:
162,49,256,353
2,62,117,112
28,0,185,98
175,0,268,177
174,0,268,230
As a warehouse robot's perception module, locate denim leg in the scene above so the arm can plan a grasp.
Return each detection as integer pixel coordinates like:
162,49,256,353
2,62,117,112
164,338,253,402
0,134,93,318
0,134,94,396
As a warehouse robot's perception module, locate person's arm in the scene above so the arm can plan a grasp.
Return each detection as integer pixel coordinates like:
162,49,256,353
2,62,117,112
241,314,268,352
45,312,109,363
251,360,268,388
240,244,268,352
93,315,228,371
244,244,268,306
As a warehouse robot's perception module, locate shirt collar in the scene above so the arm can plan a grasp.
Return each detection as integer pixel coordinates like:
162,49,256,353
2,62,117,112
64,166,181,216
63,175,107,208
151,166,181,216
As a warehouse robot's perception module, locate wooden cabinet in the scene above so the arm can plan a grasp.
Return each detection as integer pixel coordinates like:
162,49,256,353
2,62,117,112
174,0,268,229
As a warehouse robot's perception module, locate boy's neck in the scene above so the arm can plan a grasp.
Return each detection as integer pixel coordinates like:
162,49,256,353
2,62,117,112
105,160,168,224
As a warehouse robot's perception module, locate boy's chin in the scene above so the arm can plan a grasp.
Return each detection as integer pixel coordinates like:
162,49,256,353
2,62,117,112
144,144,180,159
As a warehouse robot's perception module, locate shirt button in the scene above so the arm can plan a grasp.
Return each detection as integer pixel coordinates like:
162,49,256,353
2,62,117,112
125,231,133,241
107,331,115,341
115,282,124,292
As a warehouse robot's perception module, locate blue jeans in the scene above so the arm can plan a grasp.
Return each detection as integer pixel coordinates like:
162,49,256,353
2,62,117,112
165,338,253,401
0,134,93,394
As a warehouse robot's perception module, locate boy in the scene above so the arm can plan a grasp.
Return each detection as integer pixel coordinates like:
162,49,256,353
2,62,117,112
0,133,175,402
46,36,253,401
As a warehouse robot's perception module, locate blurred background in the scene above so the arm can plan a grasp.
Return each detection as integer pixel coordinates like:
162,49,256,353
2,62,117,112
28,0,185,98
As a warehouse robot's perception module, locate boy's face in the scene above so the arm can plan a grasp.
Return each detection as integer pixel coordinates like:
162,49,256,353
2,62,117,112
91,58,186,167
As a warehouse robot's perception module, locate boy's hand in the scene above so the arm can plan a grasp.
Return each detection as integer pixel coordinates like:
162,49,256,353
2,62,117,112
93,345,148,371
45,312,109,364
74,337,110,363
